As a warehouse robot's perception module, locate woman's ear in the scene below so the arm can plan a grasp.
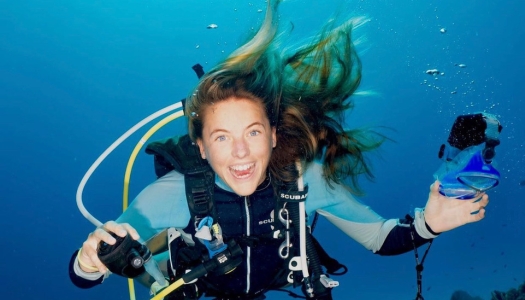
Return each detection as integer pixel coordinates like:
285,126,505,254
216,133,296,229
196,139,206,159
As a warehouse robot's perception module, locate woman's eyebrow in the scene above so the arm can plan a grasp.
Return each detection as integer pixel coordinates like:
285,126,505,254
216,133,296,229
246,122,265,129
208,122,266,137
209,128,229,137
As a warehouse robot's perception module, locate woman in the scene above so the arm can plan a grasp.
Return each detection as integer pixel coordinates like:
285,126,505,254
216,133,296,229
69,1,489,299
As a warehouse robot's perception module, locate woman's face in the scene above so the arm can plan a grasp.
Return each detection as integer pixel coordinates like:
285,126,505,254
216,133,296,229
196,97,276,196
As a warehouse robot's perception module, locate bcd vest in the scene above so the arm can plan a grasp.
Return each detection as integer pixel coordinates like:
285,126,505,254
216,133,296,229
145,134,346,299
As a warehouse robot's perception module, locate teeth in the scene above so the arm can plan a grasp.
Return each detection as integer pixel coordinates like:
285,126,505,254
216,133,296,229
230,163,253,171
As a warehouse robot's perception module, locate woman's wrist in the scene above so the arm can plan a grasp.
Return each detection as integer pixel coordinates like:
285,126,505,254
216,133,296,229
424,221,441,236
77,248,100,273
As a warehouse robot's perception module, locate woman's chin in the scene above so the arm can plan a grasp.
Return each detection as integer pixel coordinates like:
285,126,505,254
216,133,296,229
227,175,261,196
230,183,258,197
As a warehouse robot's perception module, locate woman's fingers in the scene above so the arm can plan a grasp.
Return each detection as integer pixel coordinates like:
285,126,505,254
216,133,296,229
82,239,108,273
102,221,127,238
465,194,489,224
81,237,107,273
429,180,440,196
91,227,116,245
103,221,141,240
479,194,489,207
80,225,117,273
121,223,140,240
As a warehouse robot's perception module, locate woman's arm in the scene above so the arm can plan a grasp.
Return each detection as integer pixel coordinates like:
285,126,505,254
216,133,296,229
69,170,190,287
304,162,438,255
305,162,488,255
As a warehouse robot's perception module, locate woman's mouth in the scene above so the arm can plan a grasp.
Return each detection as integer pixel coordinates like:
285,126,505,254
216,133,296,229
230,163,255,179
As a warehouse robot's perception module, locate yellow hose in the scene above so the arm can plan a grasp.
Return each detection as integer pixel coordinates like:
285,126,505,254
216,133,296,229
123,110,185,209
127,278,136,300
122,109,185,300
150,278,185,300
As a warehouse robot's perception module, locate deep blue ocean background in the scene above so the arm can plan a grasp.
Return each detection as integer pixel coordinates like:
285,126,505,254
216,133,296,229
1,0,524,299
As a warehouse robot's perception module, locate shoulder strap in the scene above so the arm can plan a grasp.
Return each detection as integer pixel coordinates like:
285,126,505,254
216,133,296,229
145,135,208,176
145,134,216,220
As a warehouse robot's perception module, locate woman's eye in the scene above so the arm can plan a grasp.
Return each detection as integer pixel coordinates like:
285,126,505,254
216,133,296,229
216,135,226,142
249,130,260,136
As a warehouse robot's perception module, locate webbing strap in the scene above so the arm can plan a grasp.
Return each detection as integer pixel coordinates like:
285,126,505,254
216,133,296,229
185,169,216,220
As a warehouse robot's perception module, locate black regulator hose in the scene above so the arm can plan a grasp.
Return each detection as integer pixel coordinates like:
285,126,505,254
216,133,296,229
288,202,332,300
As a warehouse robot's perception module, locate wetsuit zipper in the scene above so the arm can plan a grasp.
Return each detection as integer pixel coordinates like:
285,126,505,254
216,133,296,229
244,196,251,294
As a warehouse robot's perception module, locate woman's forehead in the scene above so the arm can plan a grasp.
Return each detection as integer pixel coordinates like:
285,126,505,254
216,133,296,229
204,97,265,116
201,98,270,131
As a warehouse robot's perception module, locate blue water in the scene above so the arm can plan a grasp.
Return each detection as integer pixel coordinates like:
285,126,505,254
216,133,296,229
1,0,524,299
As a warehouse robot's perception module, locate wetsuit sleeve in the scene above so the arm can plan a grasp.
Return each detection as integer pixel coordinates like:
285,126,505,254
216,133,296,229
304,162,439,255
116,170,191,239
70,170,191,285
372,209,439,256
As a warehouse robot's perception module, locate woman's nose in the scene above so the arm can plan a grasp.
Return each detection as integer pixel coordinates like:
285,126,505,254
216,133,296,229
232,138,249,158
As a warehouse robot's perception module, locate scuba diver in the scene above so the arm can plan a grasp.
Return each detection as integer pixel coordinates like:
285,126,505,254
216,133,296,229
69,1,501,299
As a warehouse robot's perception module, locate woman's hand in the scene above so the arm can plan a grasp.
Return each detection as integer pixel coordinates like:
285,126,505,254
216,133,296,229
78,221,140,273
423,180,489,234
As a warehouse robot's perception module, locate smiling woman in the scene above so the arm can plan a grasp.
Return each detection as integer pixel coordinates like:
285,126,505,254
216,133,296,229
69,0,492,299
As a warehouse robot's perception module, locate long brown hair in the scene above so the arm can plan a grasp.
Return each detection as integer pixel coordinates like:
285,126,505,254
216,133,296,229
185,0,385,195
